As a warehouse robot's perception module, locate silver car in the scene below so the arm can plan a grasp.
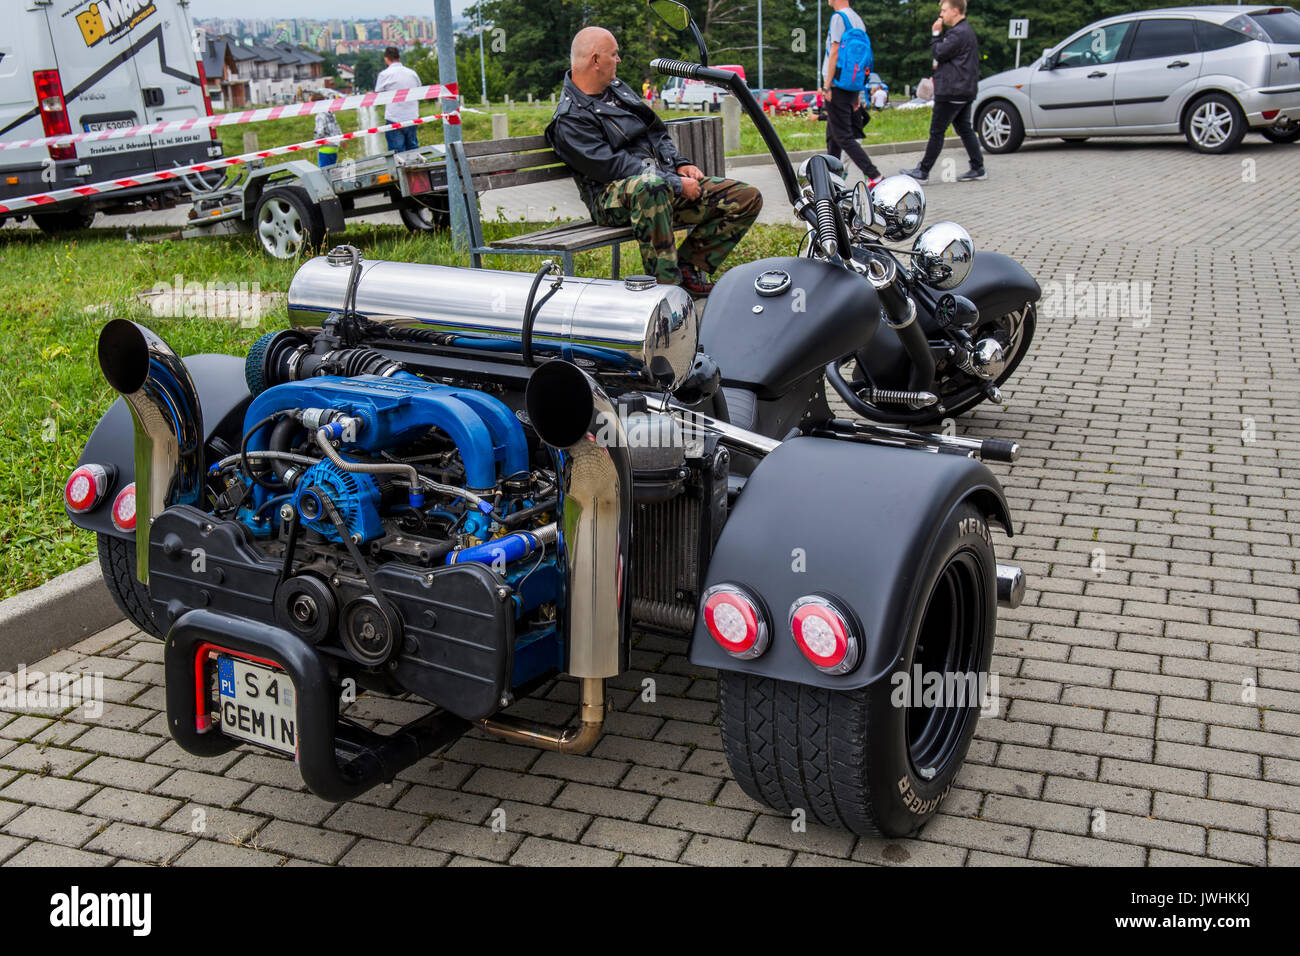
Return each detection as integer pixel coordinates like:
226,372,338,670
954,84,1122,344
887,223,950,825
972,5,1300,154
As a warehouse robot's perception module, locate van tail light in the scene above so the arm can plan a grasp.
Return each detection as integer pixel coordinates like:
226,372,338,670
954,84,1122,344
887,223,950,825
790,596,860,674
111,483,138,532
196,62,219,141
65,464,113,513
702,584,769,659
33,70,77,162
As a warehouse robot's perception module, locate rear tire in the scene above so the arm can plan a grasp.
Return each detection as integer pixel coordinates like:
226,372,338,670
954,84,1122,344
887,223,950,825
253,186,325,259
1261,118,1300,144
718,501,997,836
976,101,1024,154
1184,93,1247,154
33,208,95,235
97,533,161,639
399,196,450,231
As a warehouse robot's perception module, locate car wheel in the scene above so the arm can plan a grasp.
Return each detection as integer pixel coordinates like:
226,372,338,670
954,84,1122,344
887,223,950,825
253,186,325,259
976,101,1024,154
33,207,96,235
718,501,997,837
1260,118,1300,144
1185,93,1247,154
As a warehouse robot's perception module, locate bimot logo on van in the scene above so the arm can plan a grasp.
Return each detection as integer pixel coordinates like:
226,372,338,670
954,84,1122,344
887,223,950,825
75,0,158,48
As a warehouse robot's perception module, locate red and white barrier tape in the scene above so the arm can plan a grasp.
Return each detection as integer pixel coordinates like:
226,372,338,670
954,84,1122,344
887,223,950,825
0,113,458,215
0,82,459,153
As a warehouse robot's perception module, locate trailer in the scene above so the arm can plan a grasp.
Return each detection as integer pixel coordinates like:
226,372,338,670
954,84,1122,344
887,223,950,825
181,145,451,258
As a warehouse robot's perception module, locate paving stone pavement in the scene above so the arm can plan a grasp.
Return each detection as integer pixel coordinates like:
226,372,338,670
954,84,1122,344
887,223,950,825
2,139,1298,866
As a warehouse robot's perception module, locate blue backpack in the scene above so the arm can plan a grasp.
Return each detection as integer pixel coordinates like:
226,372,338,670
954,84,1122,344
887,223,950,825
831,10,873,92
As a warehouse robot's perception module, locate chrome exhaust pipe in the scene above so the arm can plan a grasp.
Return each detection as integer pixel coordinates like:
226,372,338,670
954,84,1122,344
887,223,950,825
97,320,204,584
522,360,631,678
996,564,1025,610
477,360,631,753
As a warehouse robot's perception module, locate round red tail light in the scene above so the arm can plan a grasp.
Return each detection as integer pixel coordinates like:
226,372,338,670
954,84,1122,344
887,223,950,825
790,596,860,674
65,464,111,513
702,584,769,659
111,483,137,532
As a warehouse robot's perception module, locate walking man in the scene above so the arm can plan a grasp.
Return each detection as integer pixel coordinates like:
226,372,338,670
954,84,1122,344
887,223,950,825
375,46,422,153
546,27,762,295
901,0,985,182
820,0,881,185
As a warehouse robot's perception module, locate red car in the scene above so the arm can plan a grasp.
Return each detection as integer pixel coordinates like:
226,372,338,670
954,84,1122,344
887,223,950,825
761,87,801,112
775,90,824,115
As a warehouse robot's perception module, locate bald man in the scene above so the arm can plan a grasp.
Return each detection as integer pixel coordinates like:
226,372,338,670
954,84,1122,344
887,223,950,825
545,27,761,295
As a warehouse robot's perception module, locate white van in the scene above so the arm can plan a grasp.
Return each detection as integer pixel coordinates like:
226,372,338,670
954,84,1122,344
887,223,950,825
1,0,222,233
659,64,748,111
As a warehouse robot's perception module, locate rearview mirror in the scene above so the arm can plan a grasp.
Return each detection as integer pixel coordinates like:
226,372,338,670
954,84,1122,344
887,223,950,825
851,180,873,232
1039,49,1056,70
650,0,691,32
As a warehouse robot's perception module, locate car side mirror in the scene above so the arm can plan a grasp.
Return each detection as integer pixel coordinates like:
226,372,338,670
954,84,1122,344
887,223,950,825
1039,49,1056,70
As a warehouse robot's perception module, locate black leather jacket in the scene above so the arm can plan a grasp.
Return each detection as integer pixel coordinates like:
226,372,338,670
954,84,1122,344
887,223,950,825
932,19,980,101
546,71,692,214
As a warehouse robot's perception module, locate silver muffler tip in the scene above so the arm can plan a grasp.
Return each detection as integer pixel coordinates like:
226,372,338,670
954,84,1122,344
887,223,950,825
98,319,204,584
996,564,1025,609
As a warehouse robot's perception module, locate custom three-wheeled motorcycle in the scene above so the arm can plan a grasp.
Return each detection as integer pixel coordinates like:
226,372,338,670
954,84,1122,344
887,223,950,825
62,5,1036,837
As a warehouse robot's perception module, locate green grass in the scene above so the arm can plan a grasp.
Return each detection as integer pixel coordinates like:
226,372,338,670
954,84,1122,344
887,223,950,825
0,219,805,600
215,102,932,169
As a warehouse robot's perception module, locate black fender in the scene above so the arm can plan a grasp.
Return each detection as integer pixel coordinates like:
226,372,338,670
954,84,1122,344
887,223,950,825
859,251,1040,389
66,354,250,538
940,250,1041,321
689,436,1013,690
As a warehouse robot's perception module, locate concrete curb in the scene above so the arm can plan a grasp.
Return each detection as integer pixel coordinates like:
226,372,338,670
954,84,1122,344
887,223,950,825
0,560,123,670
727,136,960,168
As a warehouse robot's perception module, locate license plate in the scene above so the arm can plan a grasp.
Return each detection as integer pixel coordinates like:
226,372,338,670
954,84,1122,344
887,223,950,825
83,118,136,132
217,657,298,756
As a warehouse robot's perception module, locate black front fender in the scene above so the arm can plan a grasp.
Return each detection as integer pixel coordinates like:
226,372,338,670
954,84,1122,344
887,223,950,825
689,436,1013,691
66,353,250,538
942,250,1041,321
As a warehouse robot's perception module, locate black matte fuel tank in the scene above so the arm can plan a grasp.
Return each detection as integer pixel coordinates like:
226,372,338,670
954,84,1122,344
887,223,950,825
700,257,879,400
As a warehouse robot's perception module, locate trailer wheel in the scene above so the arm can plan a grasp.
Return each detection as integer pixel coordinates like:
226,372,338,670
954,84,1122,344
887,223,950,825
97,533,161,639
718,500,997,837
253,186,325,259
33,208,96,235
400,196,450,232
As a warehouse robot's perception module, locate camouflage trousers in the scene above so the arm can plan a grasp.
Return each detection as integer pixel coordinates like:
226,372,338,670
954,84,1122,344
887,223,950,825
590,172,763,283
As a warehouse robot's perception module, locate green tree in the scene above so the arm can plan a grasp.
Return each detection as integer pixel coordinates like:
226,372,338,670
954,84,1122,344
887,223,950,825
354,51,380,92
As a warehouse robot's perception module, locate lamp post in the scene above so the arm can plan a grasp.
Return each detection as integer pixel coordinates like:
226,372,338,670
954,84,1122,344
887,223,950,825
757,0,764,90
478,3,488,105
816,2,822,87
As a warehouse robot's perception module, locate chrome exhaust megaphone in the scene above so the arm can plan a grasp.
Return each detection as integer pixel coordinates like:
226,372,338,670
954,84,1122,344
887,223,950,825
97,319,204,583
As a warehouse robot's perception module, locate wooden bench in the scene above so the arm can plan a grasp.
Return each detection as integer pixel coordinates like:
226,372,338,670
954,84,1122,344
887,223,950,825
446,116,724,277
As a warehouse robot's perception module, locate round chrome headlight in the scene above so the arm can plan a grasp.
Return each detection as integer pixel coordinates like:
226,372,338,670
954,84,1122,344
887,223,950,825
869,175,926,240
911,221,974,290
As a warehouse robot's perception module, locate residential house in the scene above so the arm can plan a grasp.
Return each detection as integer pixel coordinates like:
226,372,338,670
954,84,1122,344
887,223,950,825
201,36,255,110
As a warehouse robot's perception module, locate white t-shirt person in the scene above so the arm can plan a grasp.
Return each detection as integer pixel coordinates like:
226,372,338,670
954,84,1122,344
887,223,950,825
375,61,423,123
871,85,887,109
822,6,867,87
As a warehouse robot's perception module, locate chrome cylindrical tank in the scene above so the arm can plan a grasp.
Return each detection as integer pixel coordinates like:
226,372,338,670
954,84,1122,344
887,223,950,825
286,257,700,389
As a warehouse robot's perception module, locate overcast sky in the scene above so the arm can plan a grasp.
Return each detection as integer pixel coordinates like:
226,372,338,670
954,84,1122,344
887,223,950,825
190,0,476,18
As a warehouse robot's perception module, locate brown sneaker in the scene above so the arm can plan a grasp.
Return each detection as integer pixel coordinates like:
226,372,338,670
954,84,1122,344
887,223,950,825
681,266,715,296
